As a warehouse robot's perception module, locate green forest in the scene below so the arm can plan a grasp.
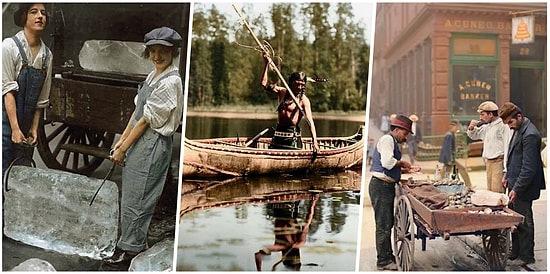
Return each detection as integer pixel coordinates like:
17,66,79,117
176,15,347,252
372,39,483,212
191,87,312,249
187,3,370,112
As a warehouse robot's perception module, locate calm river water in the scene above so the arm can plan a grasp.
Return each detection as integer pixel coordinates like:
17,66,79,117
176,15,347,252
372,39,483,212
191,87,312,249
177,114,366,271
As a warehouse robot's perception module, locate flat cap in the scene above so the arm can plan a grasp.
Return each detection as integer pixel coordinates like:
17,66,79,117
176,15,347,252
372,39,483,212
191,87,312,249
477,101,499,113
499,102,521,124
144,26,182,47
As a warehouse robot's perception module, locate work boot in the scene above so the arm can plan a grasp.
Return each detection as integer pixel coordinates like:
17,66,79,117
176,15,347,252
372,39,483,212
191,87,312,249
101,248,138,270
377,262,398,271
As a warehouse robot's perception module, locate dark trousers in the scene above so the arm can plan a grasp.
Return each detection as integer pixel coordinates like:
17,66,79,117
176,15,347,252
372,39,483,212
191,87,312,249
369,177,396,266
509,199,535,261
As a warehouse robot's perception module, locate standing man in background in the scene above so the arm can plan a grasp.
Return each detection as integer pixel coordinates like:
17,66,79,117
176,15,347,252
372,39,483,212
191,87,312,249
407,114,422,165
467,101,511,193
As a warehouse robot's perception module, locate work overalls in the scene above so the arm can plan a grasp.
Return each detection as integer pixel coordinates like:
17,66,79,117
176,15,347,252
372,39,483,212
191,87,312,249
2,36,49,177
117,71,178,253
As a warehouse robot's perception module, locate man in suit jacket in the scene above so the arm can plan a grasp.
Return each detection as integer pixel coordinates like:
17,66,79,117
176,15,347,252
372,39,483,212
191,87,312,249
499,102,546,266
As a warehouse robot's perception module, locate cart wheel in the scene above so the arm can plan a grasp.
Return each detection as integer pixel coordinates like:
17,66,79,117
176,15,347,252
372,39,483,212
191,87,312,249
393,195,415,271
37,121,115,176
482,228,510,270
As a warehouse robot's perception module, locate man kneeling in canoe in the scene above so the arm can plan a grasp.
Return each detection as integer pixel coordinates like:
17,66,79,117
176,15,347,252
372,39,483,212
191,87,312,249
260,52,319,153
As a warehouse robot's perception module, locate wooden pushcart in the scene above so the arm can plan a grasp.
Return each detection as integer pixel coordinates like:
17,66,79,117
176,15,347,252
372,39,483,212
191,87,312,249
393,179,524,271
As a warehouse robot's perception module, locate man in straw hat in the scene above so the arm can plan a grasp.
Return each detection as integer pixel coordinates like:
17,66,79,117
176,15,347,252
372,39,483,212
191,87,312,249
406,114,422,165
467,100,512,193
499,102,545,266
368,114,418,270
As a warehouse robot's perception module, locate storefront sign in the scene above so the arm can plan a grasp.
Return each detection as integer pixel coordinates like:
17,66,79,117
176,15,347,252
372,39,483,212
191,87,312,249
512,16,535,44
458,80,492,100
443,18,544,34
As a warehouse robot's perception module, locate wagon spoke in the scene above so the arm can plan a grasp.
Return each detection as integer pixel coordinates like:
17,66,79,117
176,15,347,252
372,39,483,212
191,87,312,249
37,122,115,175
482,228,510,270
393,195,415,271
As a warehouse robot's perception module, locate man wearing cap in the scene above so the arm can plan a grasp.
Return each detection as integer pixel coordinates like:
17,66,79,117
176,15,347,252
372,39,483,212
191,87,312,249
2,3,52,178
105,26,183,268
467,101,511,193
369,114,415,271
406,114,422,165
261,52,319,153
499,102,545,266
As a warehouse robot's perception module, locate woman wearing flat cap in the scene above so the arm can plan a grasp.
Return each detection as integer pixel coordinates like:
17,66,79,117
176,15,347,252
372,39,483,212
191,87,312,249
368,114,417,270
2,3,52,178
105,26,183,267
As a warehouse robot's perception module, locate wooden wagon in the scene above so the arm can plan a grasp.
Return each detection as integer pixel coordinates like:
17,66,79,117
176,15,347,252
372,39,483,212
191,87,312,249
393,178,524,271
2,3,190,175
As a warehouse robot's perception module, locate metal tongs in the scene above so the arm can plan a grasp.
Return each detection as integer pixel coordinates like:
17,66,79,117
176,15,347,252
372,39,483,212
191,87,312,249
89,149,124,206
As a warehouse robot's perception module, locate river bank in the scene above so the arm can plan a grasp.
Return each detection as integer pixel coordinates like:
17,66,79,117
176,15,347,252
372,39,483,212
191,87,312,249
185,106,367,122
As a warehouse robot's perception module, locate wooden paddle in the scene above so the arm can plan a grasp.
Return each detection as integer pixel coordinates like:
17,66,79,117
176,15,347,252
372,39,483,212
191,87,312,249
245,127,272,147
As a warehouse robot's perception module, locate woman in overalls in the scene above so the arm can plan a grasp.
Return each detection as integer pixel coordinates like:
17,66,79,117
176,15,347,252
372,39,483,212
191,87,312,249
105,26,183,266
2,3,52,178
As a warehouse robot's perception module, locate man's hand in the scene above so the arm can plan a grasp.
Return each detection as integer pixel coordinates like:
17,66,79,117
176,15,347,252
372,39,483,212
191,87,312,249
502,178,508,189
313,142,320,154
508,189,517,204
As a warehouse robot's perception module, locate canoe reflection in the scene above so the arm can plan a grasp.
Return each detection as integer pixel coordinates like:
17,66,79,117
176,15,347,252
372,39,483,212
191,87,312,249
180,169,361,215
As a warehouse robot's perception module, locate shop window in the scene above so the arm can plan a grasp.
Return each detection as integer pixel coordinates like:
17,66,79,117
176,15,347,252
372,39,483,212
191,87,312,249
451,65,496,116
453,37,497,56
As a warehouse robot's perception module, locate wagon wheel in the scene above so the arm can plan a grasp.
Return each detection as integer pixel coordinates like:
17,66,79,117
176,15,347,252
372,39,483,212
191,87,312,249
37,121,115,176
393,195,415,271
482,228,510,270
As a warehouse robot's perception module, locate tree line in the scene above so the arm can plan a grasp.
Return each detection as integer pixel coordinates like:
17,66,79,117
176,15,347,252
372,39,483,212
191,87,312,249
187,3,370,112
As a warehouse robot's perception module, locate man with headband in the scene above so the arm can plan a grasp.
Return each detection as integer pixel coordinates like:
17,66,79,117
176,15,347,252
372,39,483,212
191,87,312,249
261,52,319,152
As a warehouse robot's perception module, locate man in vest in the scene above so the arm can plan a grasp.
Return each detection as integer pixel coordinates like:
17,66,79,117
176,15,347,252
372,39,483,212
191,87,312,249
368,114,415,271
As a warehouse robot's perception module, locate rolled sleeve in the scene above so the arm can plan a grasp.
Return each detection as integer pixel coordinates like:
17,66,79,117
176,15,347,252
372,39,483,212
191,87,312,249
2,39,19,96
143,77,178,131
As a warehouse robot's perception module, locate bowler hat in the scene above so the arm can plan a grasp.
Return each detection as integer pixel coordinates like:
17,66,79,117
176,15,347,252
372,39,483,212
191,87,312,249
144,27,182,47
391,115,414,134
499,102,521,124
477,101,499,113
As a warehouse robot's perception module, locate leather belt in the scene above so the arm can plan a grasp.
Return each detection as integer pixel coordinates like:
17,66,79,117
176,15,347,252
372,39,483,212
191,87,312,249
486,155,504,162
274,131,300,138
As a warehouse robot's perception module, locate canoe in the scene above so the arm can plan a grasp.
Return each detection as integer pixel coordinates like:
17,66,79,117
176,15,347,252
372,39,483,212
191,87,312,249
182,125,365,178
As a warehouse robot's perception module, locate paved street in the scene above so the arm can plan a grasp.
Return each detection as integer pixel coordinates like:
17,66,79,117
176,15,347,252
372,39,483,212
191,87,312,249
359,121,547,271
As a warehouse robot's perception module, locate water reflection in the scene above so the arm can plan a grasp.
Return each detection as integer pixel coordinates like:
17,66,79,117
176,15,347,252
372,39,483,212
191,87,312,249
178,169,362,271
255,196,318,271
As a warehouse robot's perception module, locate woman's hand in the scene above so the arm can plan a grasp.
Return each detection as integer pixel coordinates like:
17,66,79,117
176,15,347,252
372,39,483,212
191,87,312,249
110,147,126,166
11,129,26,144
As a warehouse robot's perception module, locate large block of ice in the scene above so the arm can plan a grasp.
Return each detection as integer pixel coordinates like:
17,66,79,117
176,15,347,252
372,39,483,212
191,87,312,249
3,166,119,260
129,239,174,272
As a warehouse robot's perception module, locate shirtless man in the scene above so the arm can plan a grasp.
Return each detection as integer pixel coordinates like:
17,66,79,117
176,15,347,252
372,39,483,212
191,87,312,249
260,52,319,152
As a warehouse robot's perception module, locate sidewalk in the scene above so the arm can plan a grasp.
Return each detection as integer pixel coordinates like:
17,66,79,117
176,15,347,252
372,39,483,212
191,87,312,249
360,121,547,271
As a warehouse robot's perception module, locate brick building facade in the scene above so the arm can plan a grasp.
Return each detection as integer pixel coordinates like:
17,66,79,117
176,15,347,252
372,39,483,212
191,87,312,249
370,3,547,136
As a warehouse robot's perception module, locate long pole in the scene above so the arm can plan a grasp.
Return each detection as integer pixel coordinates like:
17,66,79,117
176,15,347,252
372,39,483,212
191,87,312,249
232,4,311,128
